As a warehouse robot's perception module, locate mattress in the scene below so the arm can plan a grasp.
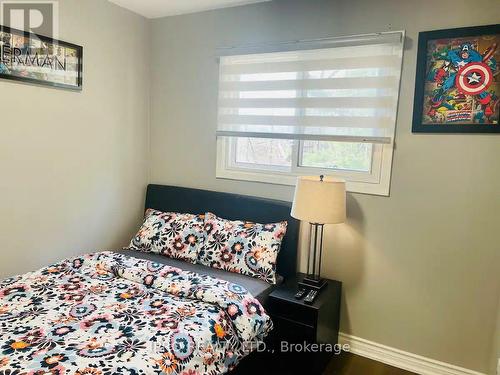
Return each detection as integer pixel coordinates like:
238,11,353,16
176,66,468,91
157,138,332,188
118,249,282,304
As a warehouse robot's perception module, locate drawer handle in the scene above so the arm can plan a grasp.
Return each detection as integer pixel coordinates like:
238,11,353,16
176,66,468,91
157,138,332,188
271,314,315,329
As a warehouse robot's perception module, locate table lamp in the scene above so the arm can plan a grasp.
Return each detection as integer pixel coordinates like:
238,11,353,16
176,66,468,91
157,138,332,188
291,175,346,291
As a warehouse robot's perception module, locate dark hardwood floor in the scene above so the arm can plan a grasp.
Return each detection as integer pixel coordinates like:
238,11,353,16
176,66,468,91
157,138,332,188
233,351,417,374
324,352,417,375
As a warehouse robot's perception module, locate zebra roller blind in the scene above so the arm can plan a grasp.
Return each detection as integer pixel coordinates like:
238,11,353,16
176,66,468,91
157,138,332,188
217,31,404,144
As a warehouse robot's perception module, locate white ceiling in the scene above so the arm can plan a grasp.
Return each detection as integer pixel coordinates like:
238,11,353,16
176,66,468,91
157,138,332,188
107,0,271,19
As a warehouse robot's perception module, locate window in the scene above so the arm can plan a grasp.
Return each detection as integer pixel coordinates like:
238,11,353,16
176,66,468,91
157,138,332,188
216,32,404,196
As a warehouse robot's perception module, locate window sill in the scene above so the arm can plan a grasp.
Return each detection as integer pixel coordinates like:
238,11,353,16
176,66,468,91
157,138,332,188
216,167,391,196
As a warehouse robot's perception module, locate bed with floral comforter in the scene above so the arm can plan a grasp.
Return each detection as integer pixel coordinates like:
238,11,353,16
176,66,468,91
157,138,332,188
0,251,272,375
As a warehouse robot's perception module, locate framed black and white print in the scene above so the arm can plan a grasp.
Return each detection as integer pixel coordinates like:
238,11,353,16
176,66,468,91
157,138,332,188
412,24,500,133
0,25,83,90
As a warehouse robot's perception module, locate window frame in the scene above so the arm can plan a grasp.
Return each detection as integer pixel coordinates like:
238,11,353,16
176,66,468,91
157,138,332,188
216,137,394,196
215,31,404,197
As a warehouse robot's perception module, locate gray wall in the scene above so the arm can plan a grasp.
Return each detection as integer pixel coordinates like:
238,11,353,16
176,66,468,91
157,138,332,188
0,0,150,276
150,0,500,373
493,297,500,375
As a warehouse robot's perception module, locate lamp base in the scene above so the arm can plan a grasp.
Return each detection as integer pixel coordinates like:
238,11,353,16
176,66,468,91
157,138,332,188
299,275,327,291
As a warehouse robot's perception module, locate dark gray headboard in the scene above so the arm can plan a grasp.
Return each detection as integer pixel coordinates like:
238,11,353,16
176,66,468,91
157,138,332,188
145,184,299,279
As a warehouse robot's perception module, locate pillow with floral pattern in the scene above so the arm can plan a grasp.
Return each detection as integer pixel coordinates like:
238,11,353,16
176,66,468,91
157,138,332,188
127,209,205,264
198,212,288,284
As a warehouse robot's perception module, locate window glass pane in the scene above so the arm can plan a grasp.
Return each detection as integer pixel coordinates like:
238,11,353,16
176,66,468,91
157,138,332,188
236,108,296,116
234,137,293,167
307,68,394,79
238,90,298,99
305,108,390,117
221,88,391,99
239,72,298,81
300,141,372,172
306,88,392,98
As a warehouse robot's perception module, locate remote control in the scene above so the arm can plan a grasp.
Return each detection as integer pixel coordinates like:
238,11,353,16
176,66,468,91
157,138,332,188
294,288,307,299
303,289,318,304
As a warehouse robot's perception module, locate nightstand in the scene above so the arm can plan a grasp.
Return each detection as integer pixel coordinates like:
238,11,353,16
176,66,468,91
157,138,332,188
233,274,342,375
267,272,342,345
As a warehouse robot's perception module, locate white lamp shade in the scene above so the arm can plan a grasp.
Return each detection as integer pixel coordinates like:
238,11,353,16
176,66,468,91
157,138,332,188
291,176,346,224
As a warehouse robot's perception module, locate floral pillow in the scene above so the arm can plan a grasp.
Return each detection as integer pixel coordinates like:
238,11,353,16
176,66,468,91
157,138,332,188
127,209,205,264
198,212,288,284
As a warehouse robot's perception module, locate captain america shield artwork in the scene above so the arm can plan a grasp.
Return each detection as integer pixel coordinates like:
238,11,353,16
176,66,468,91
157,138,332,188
456,62,493,96
412,24,500,133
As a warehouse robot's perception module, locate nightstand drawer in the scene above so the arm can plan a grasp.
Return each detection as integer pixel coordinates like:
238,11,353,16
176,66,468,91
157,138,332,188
267,297,317,327
270,315,316,343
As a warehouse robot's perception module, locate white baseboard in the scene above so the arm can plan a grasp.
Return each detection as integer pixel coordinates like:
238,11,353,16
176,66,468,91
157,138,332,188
338,333,487,375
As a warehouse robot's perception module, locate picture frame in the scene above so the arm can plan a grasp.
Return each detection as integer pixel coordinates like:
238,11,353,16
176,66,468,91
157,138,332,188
412,24,499,133
0,25,83,91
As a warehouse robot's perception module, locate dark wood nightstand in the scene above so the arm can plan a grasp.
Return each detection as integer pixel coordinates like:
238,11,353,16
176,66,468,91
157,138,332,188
233,274,342,375
267,273,342,345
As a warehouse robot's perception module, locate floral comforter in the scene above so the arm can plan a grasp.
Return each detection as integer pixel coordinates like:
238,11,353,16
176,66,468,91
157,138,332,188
0,251,272,375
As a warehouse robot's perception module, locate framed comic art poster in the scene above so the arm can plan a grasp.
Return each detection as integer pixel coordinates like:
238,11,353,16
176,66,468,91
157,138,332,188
0,25,82,90
412,24,499,133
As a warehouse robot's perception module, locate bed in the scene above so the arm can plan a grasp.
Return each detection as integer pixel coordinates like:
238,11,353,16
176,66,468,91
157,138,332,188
0,184,299,374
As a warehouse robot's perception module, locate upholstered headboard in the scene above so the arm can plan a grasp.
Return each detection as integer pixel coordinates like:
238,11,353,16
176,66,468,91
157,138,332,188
145,184,299,279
